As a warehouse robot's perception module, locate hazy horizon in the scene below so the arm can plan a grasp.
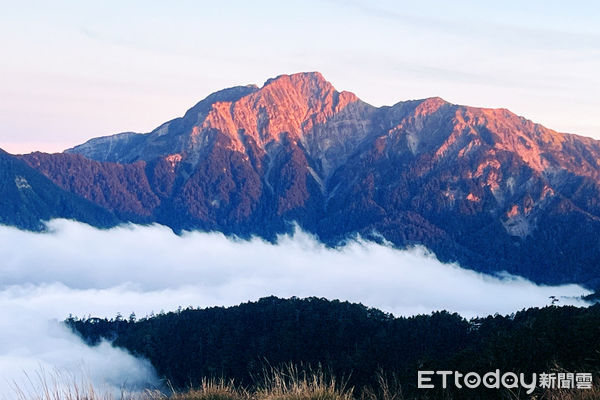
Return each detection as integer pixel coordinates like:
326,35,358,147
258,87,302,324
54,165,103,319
1,1,599,154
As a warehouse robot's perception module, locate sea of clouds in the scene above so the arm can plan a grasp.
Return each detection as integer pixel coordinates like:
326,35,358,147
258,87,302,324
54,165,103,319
0,219,591,396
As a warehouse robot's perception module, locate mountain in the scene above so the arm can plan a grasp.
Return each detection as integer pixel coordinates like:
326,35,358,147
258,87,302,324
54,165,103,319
0,149,117,230
13,72,600,286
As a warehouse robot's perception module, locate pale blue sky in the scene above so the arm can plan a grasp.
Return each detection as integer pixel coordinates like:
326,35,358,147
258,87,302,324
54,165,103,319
1,0,599,153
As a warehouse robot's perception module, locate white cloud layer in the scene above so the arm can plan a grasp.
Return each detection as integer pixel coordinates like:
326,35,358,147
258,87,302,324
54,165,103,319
0,219,591,396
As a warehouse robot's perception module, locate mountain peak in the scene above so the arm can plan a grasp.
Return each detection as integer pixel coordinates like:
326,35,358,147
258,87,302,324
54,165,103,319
414,96,449,115
195,71,360,146
263,71,329,90
257,72,339,106
258,72,359,110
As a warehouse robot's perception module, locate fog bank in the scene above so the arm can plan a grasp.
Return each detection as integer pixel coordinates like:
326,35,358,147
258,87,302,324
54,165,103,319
0,219,590,395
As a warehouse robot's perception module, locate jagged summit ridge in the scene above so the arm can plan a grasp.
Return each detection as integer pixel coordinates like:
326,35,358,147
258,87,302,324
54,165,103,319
66,72,369,179
66,71,588,177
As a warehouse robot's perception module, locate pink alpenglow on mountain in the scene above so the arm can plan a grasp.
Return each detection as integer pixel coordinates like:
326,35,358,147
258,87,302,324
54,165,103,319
2,72,599,287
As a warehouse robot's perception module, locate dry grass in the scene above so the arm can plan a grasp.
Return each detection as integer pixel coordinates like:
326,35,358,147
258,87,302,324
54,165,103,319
12,367,600,400
11,370,114,400
358,371,403,400
157,378,247,400
10,366,355,400
254,364,354,400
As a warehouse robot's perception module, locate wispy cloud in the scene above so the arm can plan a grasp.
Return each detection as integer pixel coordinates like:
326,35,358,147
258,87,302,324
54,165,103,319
338,0,600,51
0,296,158,396
0,219,590,315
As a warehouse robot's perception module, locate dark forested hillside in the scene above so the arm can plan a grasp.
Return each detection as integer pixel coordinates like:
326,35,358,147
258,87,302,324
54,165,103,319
0,149,117,230
67,297,600,399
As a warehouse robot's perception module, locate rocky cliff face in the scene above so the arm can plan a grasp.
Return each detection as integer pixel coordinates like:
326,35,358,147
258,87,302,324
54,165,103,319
14,72,600,286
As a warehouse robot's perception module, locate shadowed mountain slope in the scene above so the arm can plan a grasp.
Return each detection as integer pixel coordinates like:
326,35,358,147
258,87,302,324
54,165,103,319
0,149,117,230
12,72,600,286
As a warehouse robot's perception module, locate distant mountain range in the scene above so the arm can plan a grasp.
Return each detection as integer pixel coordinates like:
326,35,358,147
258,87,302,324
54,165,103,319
3,72,600,287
